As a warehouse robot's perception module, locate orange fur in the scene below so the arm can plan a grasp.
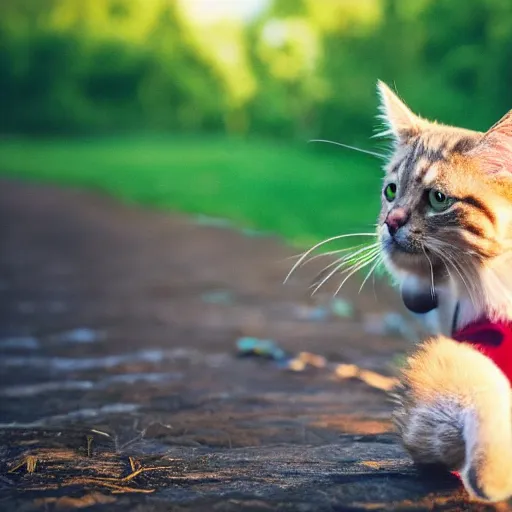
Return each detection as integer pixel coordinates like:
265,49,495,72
378,81,512,502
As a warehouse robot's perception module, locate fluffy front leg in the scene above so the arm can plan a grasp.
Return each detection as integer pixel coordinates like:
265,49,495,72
393,336,512,502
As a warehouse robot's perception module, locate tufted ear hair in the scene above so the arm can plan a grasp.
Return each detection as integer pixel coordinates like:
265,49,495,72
376,80,426,143
485,110,512,139
470,110,512,177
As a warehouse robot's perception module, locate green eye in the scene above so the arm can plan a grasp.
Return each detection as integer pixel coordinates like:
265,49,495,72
384,183,397,202
428,189,454,212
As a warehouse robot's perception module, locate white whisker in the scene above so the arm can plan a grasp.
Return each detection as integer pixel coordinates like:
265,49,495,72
308,139,387,160
298,243,375,268
428,240,478,311
421,245,435,301
311,247,380,295
283,233,376,284
310,260,348,296
312,243,380,287
334,253,381,297
359,256,383,294
333,243,380,267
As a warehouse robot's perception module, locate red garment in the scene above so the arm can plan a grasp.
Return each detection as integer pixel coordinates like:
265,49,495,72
453,318,512,385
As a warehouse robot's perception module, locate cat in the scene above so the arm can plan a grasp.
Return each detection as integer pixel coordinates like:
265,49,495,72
376,81,512,502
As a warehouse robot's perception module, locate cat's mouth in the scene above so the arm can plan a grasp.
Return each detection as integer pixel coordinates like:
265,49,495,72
380,230,447,281
385,236,422,255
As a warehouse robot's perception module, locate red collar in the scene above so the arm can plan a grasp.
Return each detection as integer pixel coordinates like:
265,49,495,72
453,318,512,385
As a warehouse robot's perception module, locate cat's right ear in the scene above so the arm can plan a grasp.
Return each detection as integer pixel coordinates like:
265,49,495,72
377,81,424,143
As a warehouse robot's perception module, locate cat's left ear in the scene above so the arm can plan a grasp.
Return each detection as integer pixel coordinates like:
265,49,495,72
377,81,425,143
485,110,512,140
471,110,512,176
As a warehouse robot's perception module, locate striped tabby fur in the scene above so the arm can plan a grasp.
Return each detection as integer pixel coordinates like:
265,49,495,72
377,81,512,502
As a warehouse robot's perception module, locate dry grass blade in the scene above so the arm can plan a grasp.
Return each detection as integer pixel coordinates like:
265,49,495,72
8,455,38,474
335,364,398,392
63,477,156,494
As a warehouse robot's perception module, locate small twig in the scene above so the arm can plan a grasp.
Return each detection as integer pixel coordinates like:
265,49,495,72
64,477,155,494
111,487,155,494
128,456,141,472
86,435,94,457
335,364,398,391
8,455,38,474
104,465,170,483
90,428,111,438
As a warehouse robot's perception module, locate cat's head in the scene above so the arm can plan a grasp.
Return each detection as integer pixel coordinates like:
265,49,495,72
377,81,512,321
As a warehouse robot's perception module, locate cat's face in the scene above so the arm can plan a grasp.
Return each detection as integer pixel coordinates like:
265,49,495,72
377,82,512,311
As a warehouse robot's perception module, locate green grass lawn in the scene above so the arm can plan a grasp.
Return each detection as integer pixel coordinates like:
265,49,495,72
0,135,382,247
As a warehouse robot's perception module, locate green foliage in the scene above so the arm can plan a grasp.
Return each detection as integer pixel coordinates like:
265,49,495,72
0,0,226,134
2,0,512,245
2,0,512,139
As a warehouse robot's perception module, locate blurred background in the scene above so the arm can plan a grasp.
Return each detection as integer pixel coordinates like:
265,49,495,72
1,0,512,247
4,3,512,503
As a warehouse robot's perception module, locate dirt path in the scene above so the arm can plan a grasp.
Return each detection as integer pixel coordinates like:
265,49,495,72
0,179,497,511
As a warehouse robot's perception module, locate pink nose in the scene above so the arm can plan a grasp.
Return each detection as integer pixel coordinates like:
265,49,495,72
385,207,410,236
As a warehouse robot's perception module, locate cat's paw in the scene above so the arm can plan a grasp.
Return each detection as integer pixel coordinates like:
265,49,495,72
393,336,512,502
463,456,512,503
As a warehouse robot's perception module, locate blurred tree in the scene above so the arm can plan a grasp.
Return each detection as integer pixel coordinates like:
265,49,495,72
139,3,225,131
1,0,512,139
0,0,226,133
246,0,326,139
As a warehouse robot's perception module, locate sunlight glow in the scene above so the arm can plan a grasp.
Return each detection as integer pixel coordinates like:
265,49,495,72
180,0,269,24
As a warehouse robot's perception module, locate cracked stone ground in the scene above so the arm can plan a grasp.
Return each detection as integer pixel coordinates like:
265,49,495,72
0,179,504,511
